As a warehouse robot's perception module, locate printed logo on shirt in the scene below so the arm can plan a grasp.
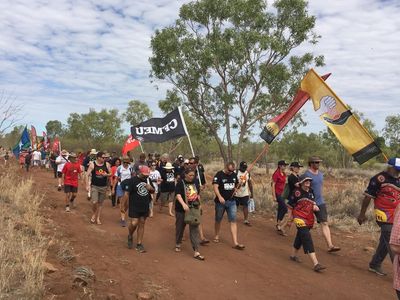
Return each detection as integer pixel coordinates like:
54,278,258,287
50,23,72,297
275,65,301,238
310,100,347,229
137,182,149,197
166,172,175,182
377,175,385,183
224,183,235,190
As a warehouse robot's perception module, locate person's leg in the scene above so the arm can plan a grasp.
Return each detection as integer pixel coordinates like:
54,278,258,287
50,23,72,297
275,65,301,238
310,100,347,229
321,222,334,248
96,190,105,224
276,195,288,226
168,193,175,217
91,186,99,222
291,228,302,259
149,200,154,217
128,218,139,249
190,224,202,257
137,217,146,245
227,201,243,247
70,191,77,208
64,190,70,211
214,202,225,241
370,224,393,269
175,211,186,248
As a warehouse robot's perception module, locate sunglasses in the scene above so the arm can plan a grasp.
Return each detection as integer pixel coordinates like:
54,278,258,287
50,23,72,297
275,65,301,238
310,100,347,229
188,162,195,164
311,161,320,164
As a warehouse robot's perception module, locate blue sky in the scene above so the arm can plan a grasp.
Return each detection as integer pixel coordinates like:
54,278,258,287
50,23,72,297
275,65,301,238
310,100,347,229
0,0,399,139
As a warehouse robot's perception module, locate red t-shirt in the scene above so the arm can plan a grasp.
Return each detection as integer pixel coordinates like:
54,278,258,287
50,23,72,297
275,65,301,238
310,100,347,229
272,169,286,196
62,162,82,187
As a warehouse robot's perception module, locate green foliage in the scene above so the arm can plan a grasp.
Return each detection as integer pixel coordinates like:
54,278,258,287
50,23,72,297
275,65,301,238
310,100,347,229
122,100,153,126
150,0,324,163
0,125,25,149
383,114,400,156
45,120,64,138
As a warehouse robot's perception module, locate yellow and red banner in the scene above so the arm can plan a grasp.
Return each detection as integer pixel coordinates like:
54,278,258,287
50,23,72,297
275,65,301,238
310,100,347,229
300,69,381,164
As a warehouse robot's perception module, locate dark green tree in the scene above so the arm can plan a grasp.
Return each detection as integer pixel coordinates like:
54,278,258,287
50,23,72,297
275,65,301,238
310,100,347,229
383,114,400,156
122,100,153,126
45,120,64,138
150,0,324,163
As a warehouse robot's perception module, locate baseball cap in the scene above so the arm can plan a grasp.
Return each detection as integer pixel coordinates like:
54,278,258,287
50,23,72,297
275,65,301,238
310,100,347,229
290,162,303,168
139,165,150,175
278,160,289,166
239,161,248,168
388,157,400,171
299,174,313,183
308,156,323,163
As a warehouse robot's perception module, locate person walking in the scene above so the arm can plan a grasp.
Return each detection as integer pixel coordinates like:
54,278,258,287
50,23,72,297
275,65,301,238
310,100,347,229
86,151,111,225
62,152,82,212
110,158,121,208
358,157,400,276
114,157,133,227
159,162,176,216
390,205,400,299
175,168,205,260
213,162,245,250
121,165,154,253
234,161,254,226
149,162,161,218
56,150,69,191
288,175,326,272
304,156,340,252
272,160,289,235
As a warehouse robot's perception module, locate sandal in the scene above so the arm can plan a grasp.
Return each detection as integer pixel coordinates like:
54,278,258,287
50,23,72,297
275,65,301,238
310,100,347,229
200,239,210,245
90,217,96,224
175,246,181,252
232,244,245,250
194,254,205,261
328,246,341,253
212,238,220,243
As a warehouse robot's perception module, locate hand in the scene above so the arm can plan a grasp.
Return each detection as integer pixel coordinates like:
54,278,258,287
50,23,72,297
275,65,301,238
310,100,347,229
183,203,190,212
313,204,320,212
218,196,225,204
357,214,366,225
145,184,153,191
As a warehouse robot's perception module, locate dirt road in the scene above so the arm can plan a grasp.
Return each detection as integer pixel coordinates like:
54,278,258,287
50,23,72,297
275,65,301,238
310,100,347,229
26,169,395,299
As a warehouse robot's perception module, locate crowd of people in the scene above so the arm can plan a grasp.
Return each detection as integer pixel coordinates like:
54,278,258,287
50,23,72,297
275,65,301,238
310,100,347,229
3,145,400,297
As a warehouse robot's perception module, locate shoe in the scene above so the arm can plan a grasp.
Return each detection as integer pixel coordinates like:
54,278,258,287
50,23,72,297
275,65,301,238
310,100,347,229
57,186,62,191
289,256,302,263
135,244,146,253
120,220,127,227
313,264,326,272
65,206,70,212
328,246,341,253
127,235,133,249
244,220,252,227
200,239,210,246
368,266,387,276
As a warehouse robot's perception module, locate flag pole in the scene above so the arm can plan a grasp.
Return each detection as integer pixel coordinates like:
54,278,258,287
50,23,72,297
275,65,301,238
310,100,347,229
139,141,145,153
178,107,203,186
248,144,270,173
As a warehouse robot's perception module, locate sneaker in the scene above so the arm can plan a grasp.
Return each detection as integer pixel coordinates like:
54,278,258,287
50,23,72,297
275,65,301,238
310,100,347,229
136,244,146,253
127,235,133,249
65,206,70,212
368,266,387,276
289,256,302,263
120,220,127,227
313,264,326,272
244,220,252,227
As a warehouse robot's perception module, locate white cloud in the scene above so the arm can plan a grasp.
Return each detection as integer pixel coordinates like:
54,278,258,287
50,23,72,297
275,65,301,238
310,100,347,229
0,0,398,139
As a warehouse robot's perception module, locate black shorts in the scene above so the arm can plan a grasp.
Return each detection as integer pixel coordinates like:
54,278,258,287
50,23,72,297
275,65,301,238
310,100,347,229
314,204,328,223
129,210,149,219
64,185,78,193
235,196,249,207
57,171,63,178
294,227,315,254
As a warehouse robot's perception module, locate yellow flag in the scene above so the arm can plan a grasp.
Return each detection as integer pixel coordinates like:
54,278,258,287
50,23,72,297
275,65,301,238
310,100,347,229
301,69,381,164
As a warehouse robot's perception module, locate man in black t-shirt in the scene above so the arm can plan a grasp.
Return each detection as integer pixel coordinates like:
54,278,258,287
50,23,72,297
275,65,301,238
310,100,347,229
121,165,154,253
213,162,245,250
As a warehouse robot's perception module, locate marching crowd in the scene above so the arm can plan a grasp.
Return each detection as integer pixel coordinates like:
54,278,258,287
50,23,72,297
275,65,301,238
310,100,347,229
2,146,400,297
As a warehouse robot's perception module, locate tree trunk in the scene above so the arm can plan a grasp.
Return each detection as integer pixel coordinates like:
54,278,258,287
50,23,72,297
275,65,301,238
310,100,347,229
224,106,233,162
211,130,227,165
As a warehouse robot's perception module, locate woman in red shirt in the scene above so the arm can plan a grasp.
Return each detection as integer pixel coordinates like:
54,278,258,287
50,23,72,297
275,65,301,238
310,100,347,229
272,160,288,235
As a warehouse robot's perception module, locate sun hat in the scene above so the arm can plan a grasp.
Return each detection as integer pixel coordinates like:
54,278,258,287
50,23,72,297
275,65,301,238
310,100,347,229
299,174,313,184
139,165,150,175
290,162,303,168
308,156,323,163
388,157,400,171
90,149,97,155
163,162,174,169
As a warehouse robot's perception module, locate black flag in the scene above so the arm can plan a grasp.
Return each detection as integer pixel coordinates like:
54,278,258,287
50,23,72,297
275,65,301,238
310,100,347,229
131,108,188,143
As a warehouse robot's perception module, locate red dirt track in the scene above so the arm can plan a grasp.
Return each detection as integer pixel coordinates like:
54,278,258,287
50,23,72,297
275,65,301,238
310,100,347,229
24,169,395,299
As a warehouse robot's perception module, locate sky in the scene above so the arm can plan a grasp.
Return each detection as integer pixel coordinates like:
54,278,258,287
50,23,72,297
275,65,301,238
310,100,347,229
0,0,399,138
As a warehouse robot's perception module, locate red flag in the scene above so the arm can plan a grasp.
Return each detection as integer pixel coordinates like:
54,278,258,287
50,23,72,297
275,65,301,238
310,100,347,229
122,135,140,155
43,131,49,150
31,126,37,148
52,137,60,153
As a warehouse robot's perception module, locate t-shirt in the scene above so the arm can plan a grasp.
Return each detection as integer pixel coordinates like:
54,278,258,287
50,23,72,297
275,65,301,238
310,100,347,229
288,173,300,196
212,170,237,202
304,169,324,205
272,169,286,196
175,179,200,213
160,169,176,192
365,171,400,224
288,188,316,228
149,170,161,193
56,155,69,172
62,162,82,187
25,153,32,164
91,162,109,187
32,150,41,161
116,165,132,185
121,176,153,212
235,170,251,198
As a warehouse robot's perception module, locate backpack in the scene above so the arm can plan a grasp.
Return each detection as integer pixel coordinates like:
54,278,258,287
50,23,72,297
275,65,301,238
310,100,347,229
181,181,201,226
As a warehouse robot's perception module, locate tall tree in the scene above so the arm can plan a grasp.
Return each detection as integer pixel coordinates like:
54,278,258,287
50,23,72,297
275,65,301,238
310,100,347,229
150,0,323,163
122,100,153,126
45,120,64,138
383,114,400,155
0,91,23,135
66,109,123,149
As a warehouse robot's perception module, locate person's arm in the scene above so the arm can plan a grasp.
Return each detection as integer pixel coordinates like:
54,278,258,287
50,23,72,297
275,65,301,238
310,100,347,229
357,195,372,225
248,177,254,199
390,206,400,254
213,184,225,204
85,162,94,191
271,182,277,201
146,178,155,194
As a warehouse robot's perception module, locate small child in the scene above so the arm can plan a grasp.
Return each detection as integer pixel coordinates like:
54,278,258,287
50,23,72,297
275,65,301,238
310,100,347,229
287,174,326,272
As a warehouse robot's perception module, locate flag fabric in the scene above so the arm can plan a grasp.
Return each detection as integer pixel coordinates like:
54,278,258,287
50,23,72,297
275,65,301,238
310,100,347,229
31,126,37,149
122,135,140,155
260,74,331,144
12,127,31,158
131,108,188,143
43,131,50,150
300,69,381,164
52,137,60,153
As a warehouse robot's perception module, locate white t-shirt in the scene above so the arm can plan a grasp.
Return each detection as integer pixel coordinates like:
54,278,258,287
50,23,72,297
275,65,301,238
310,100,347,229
235,170,251,198
32,150,41,161
56,155,69,172
116,165,132,185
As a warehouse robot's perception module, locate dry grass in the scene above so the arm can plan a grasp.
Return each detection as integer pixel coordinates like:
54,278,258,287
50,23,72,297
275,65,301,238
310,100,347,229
0,165,47,299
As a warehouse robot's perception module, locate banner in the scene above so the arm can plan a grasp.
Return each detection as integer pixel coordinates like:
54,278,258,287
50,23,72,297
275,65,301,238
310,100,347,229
12,127,31,158
131,108,188,143
31,126,37,149
301,69,381,164
43,131,50,150
260,74,331,144
122,135,140,155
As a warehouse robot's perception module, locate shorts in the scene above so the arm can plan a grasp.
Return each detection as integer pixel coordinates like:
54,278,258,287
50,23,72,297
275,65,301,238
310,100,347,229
129,209,149,219
57,171,63,178
293,227,315,254
91,185,107,204
235,196,249,207
116,185,124,198
215,200,237,223
64,185,78,193
33,160,40,166
314,204,328,223
160,191,174,204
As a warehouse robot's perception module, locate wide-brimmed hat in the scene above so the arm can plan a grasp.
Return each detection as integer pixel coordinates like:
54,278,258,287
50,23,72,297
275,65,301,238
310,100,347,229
299,174,313,184
89,149,97,155
278,160,289,166
139,165,150,175
61,149,69,156
388,157,400,171
69,152,77,158
290,162,303,168
308,156,323,163
163,162,174,169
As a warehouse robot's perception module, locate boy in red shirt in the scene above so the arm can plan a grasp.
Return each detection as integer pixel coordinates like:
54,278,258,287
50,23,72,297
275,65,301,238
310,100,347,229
272,160,289,235
62,152,82,212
